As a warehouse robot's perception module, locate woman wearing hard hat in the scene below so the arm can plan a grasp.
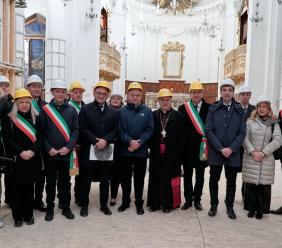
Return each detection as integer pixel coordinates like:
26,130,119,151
242,95,282,219
1,88,42,227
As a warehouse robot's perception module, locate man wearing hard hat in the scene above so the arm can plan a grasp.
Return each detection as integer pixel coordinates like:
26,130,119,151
178,81,210,211
206,78,246,220
237,84,255,201
147,88,186,213
0,75,13,228
118,82,154,215
26,74,47,212
39,80,78,222
78,81,119,217
68,81,85,207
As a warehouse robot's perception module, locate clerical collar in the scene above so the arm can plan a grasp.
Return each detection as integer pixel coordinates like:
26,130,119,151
160,108,171,115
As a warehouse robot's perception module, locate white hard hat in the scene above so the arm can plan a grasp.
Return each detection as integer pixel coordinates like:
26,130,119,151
110,91,123,99
256,95,271,106
238,84,252,94
0,75,9,84
220,78,235,90
27,75,43,86
50,80,67,90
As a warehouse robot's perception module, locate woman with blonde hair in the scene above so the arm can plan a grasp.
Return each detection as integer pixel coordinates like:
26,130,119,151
242,95,282,219
1,88,42,227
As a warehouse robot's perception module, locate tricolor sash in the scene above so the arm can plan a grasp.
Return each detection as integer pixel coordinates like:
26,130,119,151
31,99,40,115
68,99,81,113
184,101,208,161
42,104,79,176
13,114,37,143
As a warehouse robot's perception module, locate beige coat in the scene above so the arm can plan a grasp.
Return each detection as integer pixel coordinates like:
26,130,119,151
242,117,282,185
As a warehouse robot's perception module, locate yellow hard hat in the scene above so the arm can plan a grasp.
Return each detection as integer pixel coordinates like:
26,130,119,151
189,81,204,92
14,88,32,100
94,81,111,92
127,82,143,92
158,88,172,99
69,81,85,92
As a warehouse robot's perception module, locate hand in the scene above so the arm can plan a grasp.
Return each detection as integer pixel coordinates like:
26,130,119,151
96,138,107,150
26,150,35,158
130,140,141,150
252,151,264,162
49,148,58,157
20,151,33,160
75,144,81,151
128,146,134,152
221,148,233,158
58,147,70,156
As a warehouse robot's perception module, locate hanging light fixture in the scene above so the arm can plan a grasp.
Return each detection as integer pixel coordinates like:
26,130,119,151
250,2,263,24
152,0,193,15
86,0,98,22
15,0,27,8
62,0,72,7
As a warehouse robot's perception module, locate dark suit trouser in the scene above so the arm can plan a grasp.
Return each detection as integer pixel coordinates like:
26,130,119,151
209,165,238,209
45,160,71,210
110,157,122,199
11,182,34,221
183,164,205,203
34,172,45,204
120,156,147,207
80,163,110,208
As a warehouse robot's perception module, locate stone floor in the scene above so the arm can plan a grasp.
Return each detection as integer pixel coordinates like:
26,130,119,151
1,163,282,248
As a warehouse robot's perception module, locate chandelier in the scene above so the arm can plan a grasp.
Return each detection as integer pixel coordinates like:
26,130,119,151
152,0,193,15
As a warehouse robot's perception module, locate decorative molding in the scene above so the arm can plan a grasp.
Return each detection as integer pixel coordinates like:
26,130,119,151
161,42,185,78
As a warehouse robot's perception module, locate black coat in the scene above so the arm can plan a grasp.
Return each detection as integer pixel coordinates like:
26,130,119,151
1,112,42,183
79,101,119,167
178,100,210,167
38,99,79,161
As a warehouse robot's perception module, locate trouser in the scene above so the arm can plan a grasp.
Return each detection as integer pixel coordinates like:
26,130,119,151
209,165,238,209
120,156,147,207
74,175,81,201
80,163,110,208
183,163,205,203
45,160,71,210
10,182,34,221
34,172,45,204
110,157,122,199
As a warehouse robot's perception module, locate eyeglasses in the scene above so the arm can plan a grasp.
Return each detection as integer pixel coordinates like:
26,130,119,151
129,94,142,98
95,92,108,97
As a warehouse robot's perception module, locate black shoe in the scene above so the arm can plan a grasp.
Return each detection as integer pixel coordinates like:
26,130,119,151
247,211,255,218
14,220,23,227
80,207,88,217
162,208,171,213
226,208,237,220
34,202,47,212
148,207,160,212
118,204,129,212
25,217,35,225
75,198,82,207
181,202,192,210
208,205,217,217
255,212,263,220
62,208,75,220
194,202,203,211
45,209,54,222
136,206,144,215
100,206,112,215
270,206,282,215
110,199,116,206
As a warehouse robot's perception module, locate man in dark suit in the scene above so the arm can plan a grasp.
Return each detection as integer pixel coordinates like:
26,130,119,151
237,85,255,200
206,78,246,220
178,81,210,211
79,81,119,217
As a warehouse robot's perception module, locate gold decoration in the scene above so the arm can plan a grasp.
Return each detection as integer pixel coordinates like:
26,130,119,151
152,0,198,15
161,42,185,78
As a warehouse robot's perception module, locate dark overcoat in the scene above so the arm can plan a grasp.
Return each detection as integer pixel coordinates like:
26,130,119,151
178,99,210,167
205,98,246,167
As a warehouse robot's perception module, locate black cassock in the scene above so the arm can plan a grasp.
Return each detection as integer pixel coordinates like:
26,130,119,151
147,108,186,210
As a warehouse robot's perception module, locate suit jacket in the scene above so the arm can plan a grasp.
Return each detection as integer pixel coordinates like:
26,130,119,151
178,99,210,167
79,101,119,166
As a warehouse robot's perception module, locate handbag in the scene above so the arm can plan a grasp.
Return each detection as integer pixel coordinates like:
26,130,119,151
271,124,282,160
0,156,15,174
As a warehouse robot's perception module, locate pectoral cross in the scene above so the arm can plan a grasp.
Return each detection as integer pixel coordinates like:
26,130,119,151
161,129,166,138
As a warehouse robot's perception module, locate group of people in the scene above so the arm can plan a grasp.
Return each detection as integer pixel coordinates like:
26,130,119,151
1,73,282,228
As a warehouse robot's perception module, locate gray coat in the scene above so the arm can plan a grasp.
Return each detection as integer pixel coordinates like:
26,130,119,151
205,98,246,167
242,117,282,185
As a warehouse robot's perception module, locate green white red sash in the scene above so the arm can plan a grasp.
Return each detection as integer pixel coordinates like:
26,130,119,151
42,104,79,175
13,114,37,143
68,99,81,113
31,99,40,115
184,100,208,161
